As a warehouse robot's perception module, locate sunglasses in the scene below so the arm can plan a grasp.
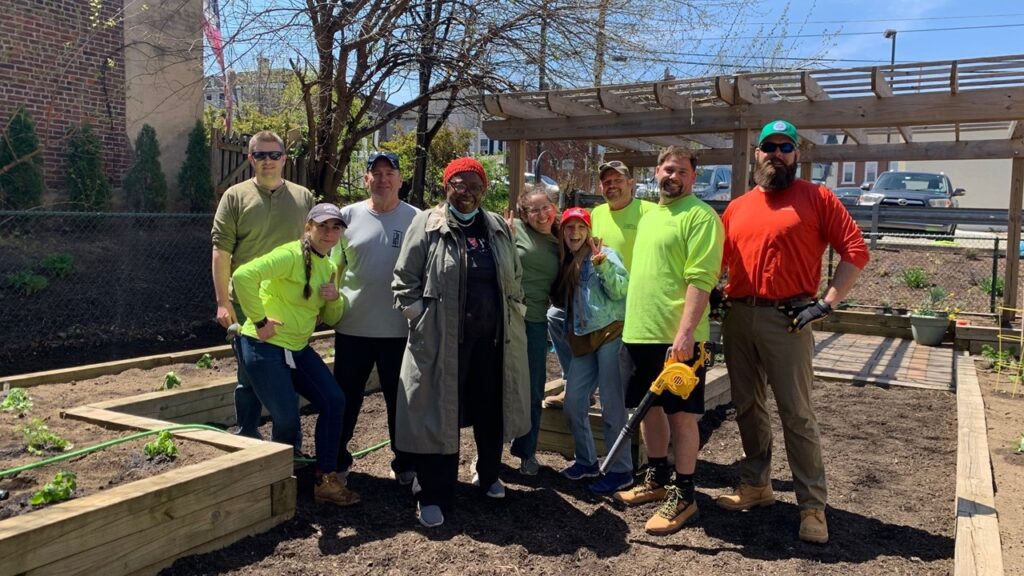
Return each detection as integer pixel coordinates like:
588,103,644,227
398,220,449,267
758,142,796,154
251,151,283,161
598,160,628,173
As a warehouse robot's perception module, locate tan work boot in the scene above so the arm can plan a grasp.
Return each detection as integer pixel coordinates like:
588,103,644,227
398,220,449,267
614,467,668,505
314,472,360,506
644,485,699,535
542,388,566,409
799,508,829,544
716,483,775,511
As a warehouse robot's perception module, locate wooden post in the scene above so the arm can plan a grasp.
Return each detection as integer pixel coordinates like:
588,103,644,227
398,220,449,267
730,129,751,199
210,128,221,196
799,161,813,182
1003,157,1024,324
507,140,526,209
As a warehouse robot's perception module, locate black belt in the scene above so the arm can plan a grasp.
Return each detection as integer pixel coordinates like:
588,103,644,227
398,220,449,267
734,295,813,307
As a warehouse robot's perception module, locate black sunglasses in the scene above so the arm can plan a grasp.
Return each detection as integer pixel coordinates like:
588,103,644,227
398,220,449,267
251,151,283,161
758,142,796,154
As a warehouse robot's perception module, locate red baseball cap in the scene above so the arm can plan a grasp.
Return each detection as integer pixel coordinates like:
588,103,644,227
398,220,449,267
560,207,591,228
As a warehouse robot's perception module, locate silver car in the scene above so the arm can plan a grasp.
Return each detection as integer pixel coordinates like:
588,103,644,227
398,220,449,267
857,171,965,235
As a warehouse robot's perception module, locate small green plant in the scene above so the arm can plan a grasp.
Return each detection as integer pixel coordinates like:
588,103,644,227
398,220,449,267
899,267,928,289
981,344,1019,365
4,270,49,295
913,287,948,317
30,470,77,506
21,418,72,455
160,371,182,390
144,431,179,459
1016,433,1024,453
963,247,979,261
979,275,1005,297
195,353,214,369
0,388,33,414
40,254,74,278
324,347,335,358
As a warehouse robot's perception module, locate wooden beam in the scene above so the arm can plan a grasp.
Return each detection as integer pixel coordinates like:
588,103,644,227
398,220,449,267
685,134,731,149
598,88,648,113
481,86,1024,141
496,95,558,119
507,140,526,208
954,355,1005,576
596,138,656,152
800,73,828,102
606,138,1024,167
714,76,735,105
546,93,603,117
1003,157,1024,324
871,67,913,143
730,129,752,198
1009,120,1024,140
482,95,504,117
842,129,870,144
734,76,767,104
653,82,692,110
950,61,959,95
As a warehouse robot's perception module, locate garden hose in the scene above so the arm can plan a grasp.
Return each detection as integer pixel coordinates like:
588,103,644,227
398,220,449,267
0,425,395,478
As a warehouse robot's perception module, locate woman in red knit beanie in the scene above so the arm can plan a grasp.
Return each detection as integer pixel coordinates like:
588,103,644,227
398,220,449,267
391,157,530,528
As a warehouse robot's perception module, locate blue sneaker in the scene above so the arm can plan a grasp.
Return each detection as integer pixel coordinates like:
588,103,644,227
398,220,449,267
561,462,600,480
417,503,444,528
589,471,635,495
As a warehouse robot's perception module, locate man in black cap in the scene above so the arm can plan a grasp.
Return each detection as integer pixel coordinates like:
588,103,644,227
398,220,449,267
331,152,421,486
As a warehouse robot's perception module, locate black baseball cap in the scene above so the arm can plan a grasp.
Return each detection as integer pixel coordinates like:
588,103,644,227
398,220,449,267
366,151,400,171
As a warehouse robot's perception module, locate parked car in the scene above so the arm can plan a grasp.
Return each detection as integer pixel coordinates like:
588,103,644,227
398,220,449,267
856,171,965,235
832,186,862,207
634,177,658,199
693,165,732,201
524,172,560,195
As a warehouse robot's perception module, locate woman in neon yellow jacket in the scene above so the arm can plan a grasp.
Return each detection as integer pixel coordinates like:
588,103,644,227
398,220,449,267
232,203,358,507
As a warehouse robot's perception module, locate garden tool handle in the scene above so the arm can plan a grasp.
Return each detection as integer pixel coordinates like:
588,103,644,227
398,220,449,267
600,391,656,475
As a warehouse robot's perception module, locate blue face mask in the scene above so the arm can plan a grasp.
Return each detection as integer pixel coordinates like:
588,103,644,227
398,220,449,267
448,204,479,221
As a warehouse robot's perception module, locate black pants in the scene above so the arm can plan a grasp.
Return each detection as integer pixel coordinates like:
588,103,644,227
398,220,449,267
333,334,412,474
415,333,504,511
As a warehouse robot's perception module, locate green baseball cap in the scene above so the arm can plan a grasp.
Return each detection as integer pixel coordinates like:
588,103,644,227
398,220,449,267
758,120,799,146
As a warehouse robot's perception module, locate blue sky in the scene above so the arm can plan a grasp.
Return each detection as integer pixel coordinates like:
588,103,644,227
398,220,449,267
779,0,1022,65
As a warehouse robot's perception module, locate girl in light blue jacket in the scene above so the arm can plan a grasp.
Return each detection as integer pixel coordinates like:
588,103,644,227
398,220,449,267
553,208,633,494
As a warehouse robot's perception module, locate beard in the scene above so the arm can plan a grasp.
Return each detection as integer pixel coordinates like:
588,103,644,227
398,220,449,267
753,157,798,191
658,178,688,200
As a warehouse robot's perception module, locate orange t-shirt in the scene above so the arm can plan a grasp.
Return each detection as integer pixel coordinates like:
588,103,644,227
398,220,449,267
722,180,869,300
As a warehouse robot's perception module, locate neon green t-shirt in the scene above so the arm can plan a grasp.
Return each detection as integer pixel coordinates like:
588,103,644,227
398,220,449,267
623,194,724,344
233,240,345,351
589,198,656,271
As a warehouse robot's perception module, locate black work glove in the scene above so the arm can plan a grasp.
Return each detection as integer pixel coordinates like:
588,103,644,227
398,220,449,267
709,287,726,322
783,299,832,333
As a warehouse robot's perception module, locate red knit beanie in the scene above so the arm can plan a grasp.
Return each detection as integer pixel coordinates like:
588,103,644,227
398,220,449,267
442,157,488,189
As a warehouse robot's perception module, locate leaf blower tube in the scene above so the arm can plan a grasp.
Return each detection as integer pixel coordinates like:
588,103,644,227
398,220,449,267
599,343,708,475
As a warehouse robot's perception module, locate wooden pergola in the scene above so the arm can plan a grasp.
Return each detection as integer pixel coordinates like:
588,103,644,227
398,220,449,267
481,54,1024,321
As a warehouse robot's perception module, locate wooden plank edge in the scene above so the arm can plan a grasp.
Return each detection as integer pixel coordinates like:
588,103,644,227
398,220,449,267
62,406,262,452
1,331,335,388
814,369,953,391
954,353,1004,576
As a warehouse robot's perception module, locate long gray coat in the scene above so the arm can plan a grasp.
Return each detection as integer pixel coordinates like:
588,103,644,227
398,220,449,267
392,205,531,454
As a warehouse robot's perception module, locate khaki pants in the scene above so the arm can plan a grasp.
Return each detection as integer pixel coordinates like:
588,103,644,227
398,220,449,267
722,302,826,509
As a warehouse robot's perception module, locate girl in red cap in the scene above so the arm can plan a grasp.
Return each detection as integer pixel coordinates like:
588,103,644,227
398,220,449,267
553,207,634,494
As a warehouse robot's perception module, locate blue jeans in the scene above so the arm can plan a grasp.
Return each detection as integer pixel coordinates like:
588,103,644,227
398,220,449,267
564,337,632,474
546,306,572,378
510,321,549,460
231,302,263,439
238,336,344,474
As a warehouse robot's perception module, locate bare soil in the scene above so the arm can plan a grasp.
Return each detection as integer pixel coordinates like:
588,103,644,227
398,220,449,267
974,360,1024,575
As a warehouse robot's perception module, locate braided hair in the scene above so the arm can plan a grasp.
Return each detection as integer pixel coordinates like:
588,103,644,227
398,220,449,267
301,233,313,299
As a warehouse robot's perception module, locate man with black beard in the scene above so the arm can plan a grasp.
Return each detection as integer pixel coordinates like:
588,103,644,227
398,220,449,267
715,120,868,544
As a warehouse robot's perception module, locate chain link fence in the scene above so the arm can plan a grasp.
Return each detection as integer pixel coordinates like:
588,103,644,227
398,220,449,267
824,232,1011,318
0,211,220,377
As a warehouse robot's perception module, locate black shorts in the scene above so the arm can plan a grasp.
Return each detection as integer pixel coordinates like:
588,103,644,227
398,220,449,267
625,343,707,415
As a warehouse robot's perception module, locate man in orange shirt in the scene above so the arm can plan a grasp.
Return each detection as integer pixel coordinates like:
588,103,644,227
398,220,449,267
716,120,869,544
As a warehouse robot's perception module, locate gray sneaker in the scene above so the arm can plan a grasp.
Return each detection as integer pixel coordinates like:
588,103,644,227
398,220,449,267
472,474,506,498
518,456,540,476
417,503,444,528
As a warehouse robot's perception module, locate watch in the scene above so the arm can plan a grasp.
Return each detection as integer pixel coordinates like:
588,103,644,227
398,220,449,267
254,317,269,329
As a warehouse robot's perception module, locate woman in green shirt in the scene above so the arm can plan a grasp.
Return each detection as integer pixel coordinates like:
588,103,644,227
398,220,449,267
232,203,358,507
507,184,561,475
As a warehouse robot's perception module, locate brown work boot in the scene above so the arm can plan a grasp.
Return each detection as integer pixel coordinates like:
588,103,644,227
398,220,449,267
799,508,829,544
614,467,668,505
715,483,775,511
644,485,699,535
314,472,360,506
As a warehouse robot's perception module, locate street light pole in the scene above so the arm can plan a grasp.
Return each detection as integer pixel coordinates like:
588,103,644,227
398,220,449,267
883,29,897,144
535,149,550,184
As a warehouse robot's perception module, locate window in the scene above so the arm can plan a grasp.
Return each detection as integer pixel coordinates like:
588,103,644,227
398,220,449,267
479,138,488,153
864,162,878,184
560,159,574,171
841,162,855,184
206,94,212,101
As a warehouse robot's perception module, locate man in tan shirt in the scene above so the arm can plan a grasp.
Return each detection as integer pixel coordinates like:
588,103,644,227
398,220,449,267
211,130,315,438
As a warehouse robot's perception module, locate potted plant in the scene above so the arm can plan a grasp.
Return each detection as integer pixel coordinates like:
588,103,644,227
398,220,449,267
909,287,952,346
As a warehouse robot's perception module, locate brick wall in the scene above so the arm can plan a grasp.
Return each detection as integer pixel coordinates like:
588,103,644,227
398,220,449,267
0,0,129,201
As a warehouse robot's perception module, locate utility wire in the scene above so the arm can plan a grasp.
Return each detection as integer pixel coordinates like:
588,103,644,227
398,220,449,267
695,22,1024,42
